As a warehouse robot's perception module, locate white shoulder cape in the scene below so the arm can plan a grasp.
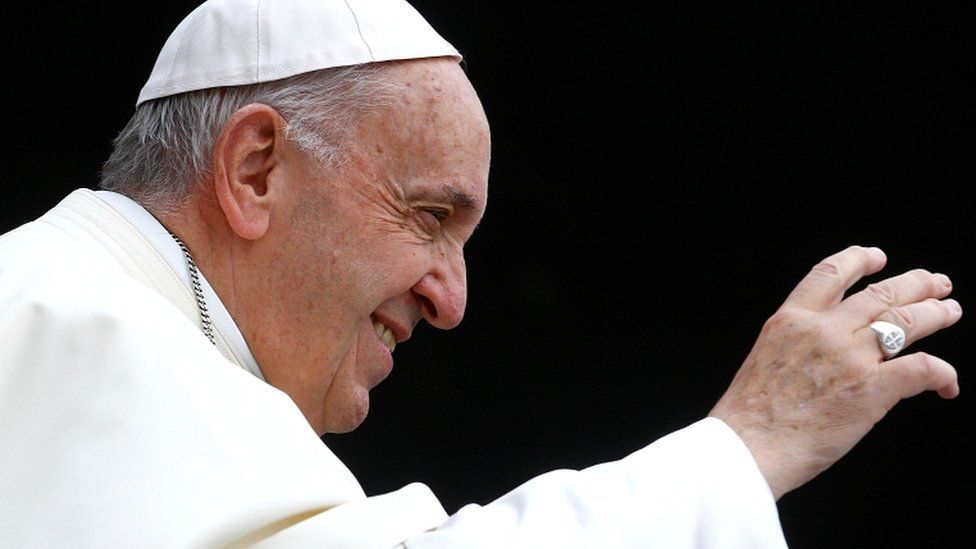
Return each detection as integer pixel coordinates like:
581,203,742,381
0,190,786,548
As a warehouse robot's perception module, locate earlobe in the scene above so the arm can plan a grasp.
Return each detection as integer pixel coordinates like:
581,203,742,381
212,104,286,240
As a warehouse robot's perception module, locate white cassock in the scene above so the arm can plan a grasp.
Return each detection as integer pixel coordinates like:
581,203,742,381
0,189,788,548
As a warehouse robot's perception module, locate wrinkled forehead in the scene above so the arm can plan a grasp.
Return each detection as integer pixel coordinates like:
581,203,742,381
357,59,491,193
383,58,489,138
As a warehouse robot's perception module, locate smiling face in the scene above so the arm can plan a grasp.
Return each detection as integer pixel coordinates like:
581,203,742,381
246,58,490,435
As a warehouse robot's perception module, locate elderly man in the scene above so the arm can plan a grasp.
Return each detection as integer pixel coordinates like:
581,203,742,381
0,0,961,546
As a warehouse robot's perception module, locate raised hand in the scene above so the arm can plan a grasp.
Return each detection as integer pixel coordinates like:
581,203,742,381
709,245,962,500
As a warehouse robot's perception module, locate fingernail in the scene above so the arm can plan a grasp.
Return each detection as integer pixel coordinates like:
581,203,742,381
946,298,962,314
934,273,952,290
867,247,886,260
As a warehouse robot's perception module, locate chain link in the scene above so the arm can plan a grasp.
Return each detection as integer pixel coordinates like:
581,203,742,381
169,232,216,346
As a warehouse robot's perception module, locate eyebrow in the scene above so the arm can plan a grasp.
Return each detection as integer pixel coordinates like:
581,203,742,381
415,184,482,213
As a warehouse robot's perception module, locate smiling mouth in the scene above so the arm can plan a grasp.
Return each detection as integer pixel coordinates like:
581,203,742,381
372,319,396,352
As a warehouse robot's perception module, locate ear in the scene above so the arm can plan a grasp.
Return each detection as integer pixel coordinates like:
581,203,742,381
211,103,287,240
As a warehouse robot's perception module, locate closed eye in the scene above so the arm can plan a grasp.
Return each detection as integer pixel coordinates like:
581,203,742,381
416,207,451,234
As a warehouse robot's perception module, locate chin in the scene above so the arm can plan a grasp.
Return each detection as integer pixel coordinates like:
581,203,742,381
318,388,371,435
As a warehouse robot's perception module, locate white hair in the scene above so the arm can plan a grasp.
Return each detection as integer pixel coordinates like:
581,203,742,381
100,63,398,213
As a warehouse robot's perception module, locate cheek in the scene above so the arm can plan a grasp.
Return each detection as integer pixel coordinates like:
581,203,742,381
357,244,431,292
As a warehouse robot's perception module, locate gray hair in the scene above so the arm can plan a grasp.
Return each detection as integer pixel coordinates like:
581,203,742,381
100,63,398,213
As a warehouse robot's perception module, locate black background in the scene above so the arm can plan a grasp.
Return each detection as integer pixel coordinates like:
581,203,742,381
3,2,973,547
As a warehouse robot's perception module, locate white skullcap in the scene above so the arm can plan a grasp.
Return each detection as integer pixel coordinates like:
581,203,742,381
137,0,460,106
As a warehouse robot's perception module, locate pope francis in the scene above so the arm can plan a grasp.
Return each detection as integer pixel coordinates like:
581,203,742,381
0,0,962,547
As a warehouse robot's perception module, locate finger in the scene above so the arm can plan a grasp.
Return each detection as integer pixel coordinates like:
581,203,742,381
873,298,963,349
837,269,953,323
784,246,887,311
856,298,962,361
879,352,959,401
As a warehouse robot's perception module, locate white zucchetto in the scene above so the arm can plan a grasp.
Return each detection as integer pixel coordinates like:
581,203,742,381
137,0,460,106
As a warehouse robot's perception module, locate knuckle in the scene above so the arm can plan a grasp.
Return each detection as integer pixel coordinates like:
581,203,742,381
762,310,795,335
925,299,962,331
909,268,935,288
764,309,823,341
762,311,788,333
848,245,874,263
811,259,842,278
929,297,952,317
888,307,916,331
865,281,897,306
914,352,937,377
912,269,952,296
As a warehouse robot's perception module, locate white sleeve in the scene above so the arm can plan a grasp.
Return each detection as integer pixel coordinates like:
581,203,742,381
405,418,787,549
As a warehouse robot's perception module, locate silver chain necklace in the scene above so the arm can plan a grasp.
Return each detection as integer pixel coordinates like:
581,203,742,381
169,232,216,346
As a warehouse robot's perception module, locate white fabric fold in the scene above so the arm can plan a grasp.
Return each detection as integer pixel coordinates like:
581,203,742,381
256,483,449,548
405,418,786,548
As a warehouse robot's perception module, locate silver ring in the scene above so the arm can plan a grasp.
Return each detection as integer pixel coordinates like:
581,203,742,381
869,320,906,358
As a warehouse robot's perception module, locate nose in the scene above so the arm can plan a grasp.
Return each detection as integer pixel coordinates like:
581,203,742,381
412,247,467,330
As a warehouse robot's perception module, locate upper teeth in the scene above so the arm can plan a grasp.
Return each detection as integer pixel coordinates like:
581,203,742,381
373,320,396,352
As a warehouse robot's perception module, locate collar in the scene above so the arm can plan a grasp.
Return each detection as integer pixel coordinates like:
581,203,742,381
96,190,265,381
